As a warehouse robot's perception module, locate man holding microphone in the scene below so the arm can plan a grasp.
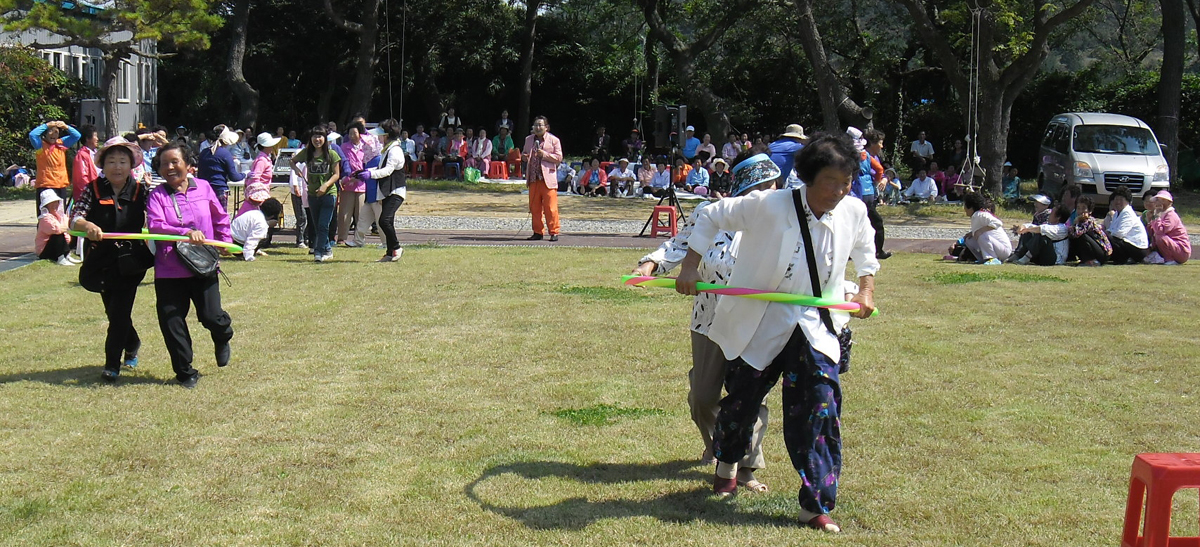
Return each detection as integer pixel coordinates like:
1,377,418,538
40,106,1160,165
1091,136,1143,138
523,116,563,241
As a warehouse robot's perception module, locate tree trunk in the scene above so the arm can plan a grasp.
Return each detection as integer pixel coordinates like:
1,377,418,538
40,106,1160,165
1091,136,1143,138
517,0,541,139
346,0,381,122
644,36,659,105
317,71,337,124
226,0,259,129
676,58,730,139
792,0,871,132
1158,0,1185,186
100,55,123,137
976,88,1010,197
413,56,443,127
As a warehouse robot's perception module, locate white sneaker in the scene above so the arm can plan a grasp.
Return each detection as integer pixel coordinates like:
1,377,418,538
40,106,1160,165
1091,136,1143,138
65,254,82,264
344,241,362,248
1144,251,1166,264
56,256,75,266
297,242,308,249
317,252,333,262
1016,255,1031,265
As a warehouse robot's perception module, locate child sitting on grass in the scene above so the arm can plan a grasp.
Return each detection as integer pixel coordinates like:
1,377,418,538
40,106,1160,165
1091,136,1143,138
1010,205,1071,265
35,190,74,265
959,192,1011,264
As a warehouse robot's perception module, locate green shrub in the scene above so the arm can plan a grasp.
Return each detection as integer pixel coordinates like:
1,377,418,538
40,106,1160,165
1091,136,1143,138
0,46,84,168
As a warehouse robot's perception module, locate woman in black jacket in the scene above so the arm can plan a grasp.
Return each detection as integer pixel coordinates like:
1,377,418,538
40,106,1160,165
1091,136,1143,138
71,137,154,383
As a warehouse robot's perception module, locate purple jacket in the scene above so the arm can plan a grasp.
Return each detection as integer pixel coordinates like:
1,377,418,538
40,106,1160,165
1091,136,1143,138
147,177,232,278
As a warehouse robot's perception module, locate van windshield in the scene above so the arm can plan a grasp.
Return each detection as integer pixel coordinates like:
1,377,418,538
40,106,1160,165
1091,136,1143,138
1073,125,1159,155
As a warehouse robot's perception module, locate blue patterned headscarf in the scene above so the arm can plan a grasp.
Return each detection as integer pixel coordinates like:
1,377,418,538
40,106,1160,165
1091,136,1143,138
730,153,782,197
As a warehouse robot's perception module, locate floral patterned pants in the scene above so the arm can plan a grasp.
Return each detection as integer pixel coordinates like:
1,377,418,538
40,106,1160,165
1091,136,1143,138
712,327,842,515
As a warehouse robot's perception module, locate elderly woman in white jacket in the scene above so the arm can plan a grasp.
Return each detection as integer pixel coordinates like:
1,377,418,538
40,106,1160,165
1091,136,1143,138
675,134,878,534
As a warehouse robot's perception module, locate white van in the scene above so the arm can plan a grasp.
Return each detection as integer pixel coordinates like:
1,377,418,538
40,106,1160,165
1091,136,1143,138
1037,113,1170,205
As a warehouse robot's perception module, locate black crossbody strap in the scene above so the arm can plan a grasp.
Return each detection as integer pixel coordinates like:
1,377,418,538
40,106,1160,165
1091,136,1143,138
792,189,837,335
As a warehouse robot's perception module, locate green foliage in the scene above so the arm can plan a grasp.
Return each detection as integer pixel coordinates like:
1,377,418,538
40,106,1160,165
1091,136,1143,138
548,404,666,426
0,47,81,167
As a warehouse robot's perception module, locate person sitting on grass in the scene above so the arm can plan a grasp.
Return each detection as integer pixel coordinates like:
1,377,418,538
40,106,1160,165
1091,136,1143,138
1103,185,1149,265
1143,190,1191,265
1059,184,1082,223
1068,196,1111,266
231,195,282,261
941,164,962,201
35,190,75,265
1010,205,1071,265
685,155,710,194
960,192,1011,264
1007,194,1052,260
607,158,636,197
672,156,692,189
646,158,672,198
903,168,938,202
1002,163,1021,200
579,158,608,197
928,161,945,192
880,167,902,205
709,158,732,198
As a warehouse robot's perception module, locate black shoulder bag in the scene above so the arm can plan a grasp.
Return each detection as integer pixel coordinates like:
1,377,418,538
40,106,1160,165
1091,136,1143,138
171,193,220,278
792,189,854,374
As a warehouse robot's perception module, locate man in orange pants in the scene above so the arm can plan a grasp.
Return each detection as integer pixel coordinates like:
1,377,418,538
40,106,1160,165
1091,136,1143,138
523,116,563,241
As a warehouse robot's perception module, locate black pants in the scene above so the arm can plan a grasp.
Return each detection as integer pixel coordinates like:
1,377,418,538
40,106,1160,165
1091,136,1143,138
1109,237,1149,265
863,195,885,252
215,189,229,212
38,233,69,260
1070,234,1108,264
1020,233,1059,265
100,287,141,372
378,194,405,254
155,276,234,381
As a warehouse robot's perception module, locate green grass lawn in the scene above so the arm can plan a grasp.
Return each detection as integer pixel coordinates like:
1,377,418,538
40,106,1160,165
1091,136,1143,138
1,247,1197,545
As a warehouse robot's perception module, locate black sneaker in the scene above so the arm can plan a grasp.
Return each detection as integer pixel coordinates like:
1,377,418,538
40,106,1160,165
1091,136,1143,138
549,235,559,242
876,250,892,260
216,341,231,368
526,234,543,241
178,373,200,389
101,369,119,383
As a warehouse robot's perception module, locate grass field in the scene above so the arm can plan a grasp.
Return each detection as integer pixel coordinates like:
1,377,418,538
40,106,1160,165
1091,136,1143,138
0,247,1197,545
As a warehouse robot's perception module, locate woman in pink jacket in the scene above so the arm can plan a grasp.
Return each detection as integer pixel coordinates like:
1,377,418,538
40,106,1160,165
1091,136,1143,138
1145,190,1191,264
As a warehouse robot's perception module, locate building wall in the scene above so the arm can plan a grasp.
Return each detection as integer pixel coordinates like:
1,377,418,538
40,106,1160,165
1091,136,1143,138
0,28,157,135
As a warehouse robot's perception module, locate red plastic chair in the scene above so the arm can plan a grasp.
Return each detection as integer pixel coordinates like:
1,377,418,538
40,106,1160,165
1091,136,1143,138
508,161,523,180
487,161,509,180
649,206,678,238
409,161,428,178
431,161,444,179
1122,453,1200,547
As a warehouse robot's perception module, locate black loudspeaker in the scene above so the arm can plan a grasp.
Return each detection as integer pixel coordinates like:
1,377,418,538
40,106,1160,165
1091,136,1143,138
653,105,687,150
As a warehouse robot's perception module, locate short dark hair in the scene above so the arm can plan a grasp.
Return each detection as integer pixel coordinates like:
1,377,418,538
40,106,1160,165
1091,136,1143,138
78,124,97,143
533,115,549,126
259,197,283,219
795,133,859,184
1110,185,1133,203
152,142,196,172
1060,183,1082,201
963,192,988,213
1143,189,1159,202
378,118,401,139
1076,196,1095,214
864,129,886,146
1050,205,1072,223
347,120,366,135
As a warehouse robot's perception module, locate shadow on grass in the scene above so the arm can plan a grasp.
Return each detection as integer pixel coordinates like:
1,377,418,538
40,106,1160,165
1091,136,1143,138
926,271,1068,284
0,365,165,387
464,459,788,530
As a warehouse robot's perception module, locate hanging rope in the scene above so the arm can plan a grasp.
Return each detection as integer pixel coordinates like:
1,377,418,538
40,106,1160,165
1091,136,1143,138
962,2,983,189
398,0,407,121
384,0,393,120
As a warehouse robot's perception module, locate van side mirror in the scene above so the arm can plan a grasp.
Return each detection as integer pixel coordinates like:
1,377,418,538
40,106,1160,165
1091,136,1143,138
1160,143,1169,154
